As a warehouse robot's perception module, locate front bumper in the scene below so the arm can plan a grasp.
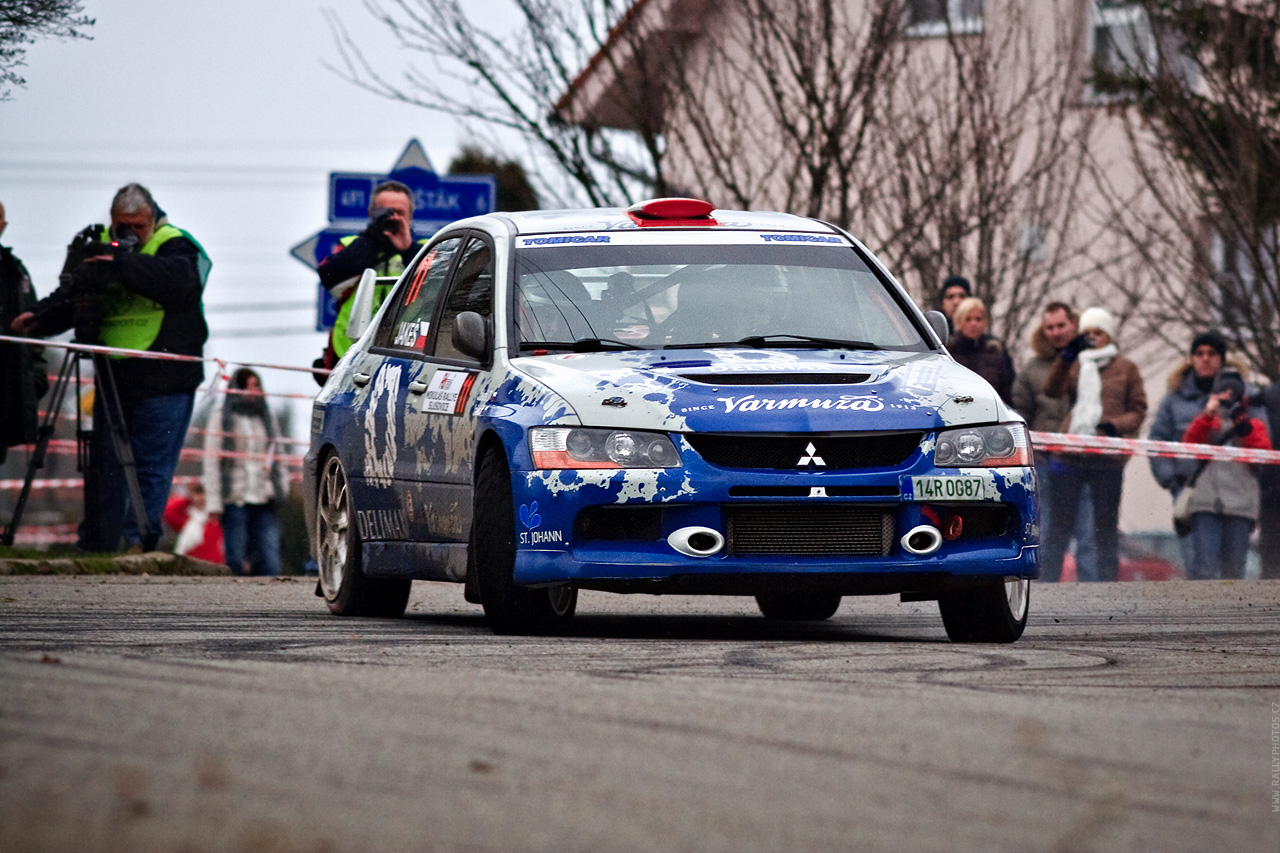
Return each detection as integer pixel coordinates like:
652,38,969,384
510,459,1039,589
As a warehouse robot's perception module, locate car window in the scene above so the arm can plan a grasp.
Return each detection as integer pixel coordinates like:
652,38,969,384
512,242,928,350
377,236,464,353
432,236,494,362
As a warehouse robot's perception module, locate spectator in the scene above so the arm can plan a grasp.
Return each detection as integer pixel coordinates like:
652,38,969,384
205,368,286,577
947,296,1015,404
10,184,210,552
1148,331,1239,573
163,482,224,564
1010,302,1099,580
1258,380,1280,579
936,275,971,336
1178,368,1273,580
316,180,420,375
0,199,49,465
1041,307,1147,582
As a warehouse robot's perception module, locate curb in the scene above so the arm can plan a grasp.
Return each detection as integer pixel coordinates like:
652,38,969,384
0,553,232,576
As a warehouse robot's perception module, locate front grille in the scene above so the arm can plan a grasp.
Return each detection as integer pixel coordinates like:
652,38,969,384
727,505,895,556
685,432,922,470
728,485,899,497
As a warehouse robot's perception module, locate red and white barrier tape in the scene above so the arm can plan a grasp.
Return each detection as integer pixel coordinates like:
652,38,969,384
1030,431,1280,465
5,439,305,467
0,333,330,378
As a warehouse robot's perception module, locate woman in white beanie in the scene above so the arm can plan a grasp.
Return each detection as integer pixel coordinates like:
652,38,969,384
1041,307,1148,582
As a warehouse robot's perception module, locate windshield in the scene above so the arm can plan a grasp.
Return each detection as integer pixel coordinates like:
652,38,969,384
512,241,928,351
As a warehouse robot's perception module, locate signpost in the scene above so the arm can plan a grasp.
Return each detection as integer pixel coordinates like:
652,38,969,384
291,139,496,331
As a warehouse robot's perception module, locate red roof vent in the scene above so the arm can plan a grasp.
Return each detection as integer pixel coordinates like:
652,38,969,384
626,198,718,227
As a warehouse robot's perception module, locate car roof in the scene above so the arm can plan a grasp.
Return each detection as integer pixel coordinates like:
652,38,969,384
497,207,841,236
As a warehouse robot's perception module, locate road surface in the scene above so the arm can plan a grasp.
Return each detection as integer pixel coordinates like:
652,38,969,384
1,576,1278,852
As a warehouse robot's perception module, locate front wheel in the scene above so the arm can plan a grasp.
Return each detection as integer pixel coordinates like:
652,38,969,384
473,449,577,635
755,593,842,621
937,578,1029,643
315,453,411,618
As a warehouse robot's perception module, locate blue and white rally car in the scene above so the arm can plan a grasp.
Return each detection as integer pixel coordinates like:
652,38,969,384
305,199,1038,641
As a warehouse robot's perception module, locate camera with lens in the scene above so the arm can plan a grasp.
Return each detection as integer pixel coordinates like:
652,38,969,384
33,223,140,343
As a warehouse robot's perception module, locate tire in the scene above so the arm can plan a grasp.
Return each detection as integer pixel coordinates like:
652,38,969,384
755,593,842,621
315,453,411,618
473,449,577,635
937,577,1029,643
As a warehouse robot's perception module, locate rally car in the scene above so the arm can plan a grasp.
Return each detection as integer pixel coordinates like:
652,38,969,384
304,199,1038,641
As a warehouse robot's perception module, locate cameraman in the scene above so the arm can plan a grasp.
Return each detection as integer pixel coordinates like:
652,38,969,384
315,180,419,375
1179,367,1273,580
10,183,210,552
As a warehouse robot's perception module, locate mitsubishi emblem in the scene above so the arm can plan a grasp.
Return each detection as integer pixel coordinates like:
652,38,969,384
797,442,826,467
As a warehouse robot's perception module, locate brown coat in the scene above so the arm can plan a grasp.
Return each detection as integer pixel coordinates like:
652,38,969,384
1046,351,1148,467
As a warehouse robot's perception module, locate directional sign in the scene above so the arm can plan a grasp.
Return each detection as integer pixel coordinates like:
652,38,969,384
328,169,495,225
290,139,497,331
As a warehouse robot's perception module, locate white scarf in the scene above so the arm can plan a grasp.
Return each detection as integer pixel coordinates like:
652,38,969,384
1067,343,1118,435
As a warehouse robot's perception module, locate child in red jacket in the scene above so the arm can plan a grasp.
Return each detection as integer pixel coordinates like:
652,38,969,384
163,483,225,564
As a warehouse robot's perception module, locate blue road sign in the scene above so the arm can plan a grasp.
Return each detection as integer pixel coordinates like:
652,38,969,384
328,168,495,224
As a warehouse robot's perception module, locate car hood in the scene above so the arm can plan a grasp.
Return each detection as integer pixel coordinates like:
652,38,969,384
508,348,1015,433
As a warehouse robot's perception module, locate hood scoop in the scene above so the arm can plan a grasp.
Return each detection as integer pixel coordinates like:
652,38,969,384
678,372,871,386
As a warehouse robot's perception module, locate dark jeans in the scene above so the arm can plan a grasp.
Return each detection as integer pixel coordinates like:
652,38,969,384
1040,461,1125,582
80,390,194,552
222,502,282,576
1187,513,1253,580
1037,460,1099,581
1259,489,1280,580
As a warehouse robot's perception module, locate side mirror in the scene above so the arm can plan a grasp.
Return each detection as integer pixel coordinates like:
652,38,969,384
452,311,490,361
924,310,950,348
344,268,379,342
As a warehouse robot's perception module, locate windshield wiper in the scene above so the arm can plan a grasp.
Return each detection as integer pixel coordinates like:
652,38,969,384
737,334,880,350
519,339,643,352
571,337,644,352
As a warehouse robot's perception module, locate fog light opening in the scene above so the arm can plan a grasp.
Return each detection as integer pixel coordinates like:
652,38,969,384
668,526,725,557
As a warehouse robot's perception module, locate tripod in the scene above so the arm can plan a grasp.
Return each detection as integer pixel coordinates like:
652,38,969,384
2,346,150,549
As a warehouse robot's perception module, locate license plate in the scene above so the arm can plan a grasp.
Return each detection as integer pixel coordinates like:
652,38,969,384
910,476,988,501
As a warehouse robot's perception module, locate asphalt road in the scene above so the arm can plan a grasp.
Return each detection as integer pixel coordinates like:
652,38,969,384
1,576,1278,853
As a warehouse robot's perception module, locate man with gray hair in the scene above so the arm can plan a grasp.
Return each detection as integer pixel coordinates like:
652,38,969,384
10,183,211,552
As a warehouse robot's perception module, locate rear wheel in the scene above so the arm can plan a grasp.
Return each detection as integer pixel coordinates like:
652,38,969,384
473,449,576,635
937,578,1029,643
315,453,411,618
755,593,842,621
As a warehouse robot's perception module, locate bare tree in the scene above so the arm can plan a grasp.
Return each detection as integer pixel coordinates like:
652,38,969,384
329,0,1108,349
325,0,677,207
855,2,1105,344
0,0,93,99
1088,0,1280,379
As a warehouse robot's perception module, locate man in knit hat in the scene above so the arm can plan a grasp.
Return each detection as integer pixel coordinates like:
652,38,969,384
936,275,970,336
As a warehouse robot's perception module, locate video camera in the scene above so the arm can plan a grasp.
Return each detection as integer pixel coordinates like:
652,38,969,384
32,224,140,343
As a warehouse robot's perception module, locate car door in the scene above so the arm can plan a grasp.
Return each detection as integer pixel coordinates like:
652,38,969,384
345,235,464,546
399,234,496,544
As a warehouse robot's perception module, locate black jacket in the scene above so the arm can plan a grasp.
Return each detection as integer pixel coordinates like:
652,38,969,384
1,245,49,461
948,332,1015,405
31,230,208,404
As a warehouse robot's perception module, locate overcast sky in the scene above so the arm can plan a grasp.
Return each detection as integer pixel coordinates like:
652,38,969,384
1,0,510,431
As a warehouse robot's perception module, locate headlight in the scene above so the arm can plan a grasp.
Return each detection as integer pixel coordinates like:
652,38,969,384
530,427,682,469
934,423,1030,467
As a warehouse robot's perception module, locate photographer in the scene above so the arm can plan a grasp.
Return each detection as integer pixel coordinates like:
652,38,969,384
315,180,419,375
1178,368,1272,580
9,183,210,552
